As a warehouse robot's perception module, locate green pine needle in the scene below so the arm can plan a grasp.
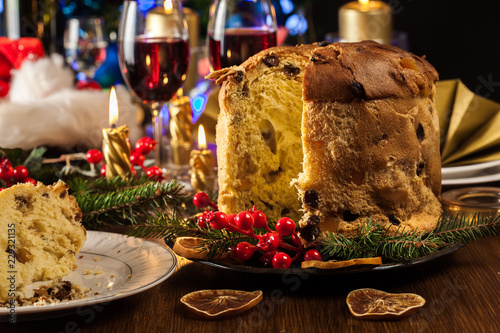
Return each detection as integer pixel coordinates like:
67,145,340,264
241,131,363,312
75,178,190,228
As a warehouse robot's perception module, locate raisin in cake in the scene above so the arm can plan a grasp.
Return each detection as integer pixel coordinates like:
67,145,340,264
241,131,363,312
295,41,441,243
209,41,442,242
0,181,86,302
207,45,317,222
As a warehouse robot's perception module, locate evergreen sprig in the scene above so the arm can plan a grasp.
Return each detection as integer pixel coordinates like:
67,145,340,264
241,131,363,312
129,212,201,240
75,177,191,228
321,213,500,263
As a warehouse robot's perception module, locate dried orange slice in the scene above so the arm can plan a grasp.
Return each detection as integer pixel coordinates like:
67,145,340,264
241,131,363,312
181,289,263,320
172,237,210,259
301,257,382,269
346,288,425,320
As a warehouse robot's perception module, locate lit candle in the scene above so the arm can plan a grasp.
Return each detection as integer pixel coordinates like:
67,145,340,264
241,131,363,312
102,87,132,178
339,0,392,45
169,90,194,166
190,125,214,192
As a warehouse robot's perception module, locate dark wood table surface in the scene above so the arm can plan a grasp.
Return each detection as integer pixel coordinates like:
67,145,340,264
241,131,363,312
4,231,500,333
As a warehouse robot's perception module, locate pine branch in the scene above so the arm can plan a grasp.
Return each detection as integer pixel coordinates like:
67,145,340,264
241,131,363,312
201,229,254,259
376,226,442,261
432,213,500,244
321,231,369,260
129,212,202,240
77,179,189,228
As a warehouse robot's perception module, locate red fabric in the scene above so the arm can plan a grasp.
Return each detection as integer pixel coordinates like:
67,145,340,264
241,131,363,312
0,37,45,97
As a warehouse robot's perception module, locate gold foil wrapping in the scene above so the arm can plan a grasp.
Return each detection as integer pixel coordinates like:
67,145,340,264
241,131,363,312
339,1,392,45
190,149,214,192
102,125,132,178
169,94,194,165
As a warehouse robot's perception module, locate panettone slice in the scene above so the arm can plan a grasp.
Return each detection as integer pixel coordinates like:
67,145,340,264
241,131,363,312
0,181,86,302
208,45,317,222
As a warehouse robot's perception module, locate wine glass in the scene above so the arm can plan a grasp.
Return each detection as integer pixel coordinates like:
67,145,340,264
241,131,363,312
118,0,190,168
207,0,277,71
64,17,108,81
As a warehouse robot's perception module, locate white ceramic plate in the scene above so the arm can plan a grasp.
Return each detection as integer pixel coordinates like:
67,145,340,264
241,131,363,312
0,231,177,322
442,159,500,186
442,159,500,179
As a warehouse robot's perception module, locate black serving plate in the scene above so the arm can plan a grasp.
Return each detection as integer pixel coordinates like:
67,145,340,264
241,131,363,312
194,243,465,275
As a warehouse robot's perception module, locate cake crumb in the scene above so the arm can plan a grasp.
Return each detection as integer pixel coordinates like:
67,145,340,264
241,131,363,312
110,274,115,279
83,270,93,275
96,282,101,287
79,255,84,259
128,274,133,279
93,257,101,262
95,269,103,275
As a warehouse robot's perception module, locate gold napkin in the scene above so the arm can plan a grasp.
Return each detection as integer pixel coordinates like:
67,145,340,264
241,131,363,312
437,79,500,167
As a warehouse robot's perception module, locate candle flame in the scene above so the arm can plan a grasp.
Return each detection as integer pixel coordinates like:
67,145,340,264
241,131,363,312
109,86,119,126
198,125,207,150
164,0,173,13
359,0,369,6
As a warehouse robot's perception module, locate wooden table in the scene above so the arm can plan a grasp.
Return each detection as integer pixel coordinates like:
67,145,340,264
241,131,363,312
4,233,500,333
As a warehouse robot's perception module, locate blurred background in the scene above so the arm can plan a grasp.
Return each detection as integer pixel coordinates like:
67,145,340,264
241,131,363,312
1,0,498,102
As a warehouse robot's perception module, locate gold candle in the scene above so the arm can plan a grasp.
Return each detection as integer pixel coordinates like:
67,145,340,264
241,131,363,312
339,0,392,45
190,125,214,192
169,90,194,166
102,87,132,178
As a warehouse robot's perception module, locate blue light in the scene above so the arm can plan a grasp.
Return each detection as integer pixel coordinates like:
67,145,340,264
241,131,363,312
191,95,208,124
285,13,308,36
138,0,156,12
280,0,294,15
0,0,4,14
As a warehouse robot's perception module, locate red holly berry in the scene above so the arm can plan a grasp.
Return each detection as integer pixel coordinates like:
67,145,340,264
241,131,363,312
234,211,254,230
257,232,280,252
129,151,145,167
303,249,322,261
0,158,14,181
234,242,257,261
13,165,29,182
198,214,209,228
272,252,292,269
24,178,37,185
100,165,106,177
276,217,296,236
209,211,229,230
227,214,236,225
193,192,211,208
86,149,103,164
250,209,268,229
135,137,157,155
146,166,164,180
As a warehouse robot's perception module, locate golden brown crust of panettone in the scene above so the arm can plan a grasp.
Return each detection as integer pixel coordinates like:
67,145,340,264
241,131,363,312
303,41,439,102
295,41,442,243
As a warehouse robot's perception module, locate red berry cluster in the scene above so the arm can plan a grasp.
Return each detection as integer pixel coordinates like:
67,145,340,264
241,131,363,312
192,192,322,269
0,157,36,190
86,137,164,181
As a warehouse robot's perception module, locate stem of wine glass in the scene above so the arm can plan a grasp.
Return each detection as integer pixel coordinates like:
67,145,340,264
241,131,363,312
149,101,166,168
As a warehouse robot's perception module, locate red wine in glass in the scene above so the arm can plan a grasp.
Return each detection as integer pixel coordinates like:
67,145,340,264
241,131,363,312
119,37,190,102
208,28,276,71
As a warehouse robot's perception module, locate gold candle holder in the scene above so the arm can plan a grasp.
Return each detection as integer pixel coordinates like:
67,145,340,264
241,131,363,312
190,125,214,192
102,87,132,178
339,0,392,45
170,91,194,166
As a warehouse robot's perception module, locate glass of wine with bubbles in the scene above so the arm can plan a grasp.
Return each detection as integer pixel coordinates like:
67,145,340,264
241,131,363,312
118,0,190,168
207,0,277,71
